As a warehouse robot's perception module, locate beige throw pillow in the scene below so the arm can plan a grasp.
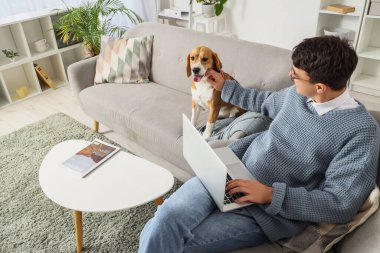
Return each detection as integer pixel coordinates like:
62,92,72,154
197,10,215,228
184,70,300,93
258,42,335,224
278,186,380,253
94,35,153,84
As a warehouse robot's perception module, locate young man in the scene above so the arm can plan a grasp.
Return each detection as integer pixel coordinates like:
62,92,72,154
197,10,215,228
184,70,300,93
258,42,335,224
138,36,380,253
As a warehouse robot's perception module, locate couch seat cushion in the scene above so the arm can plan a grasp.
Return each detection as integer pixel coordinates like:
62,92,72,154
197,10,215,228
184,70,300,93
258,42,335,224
79,82,207,172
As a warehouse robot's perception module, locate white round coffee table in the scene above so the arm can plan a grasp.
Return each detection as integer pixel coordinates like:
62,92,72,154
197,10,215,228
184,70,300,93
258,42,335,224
39,140,174,253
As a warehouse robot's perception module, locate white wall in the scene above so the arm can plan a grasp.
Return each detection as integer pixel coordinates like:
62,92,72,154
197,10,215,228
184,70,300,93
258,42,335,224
165,0,321,50
225,0,321,49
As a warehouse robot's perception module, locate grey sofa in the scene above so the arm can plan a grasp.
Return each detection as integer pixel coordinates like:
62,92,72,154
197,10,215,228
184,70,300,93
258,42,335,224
68,22,380,253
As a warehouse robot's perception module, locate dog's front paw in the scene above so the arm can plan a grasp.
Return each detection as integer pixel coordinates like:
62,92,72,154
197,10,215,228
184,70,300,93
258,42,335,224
202,131,212,139
202,122,214,139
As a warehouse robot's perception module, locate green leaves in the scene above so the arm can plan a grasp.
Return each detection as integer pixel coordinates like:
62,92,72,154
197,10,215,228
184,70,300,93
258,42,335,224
214,3,223,16
2,49,19,58
55,0,142,56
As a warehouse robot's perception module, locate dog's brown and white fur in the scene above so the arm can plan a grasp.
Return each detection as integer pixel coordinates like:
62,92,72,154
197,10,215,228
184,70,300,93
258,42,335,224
187,46,245,138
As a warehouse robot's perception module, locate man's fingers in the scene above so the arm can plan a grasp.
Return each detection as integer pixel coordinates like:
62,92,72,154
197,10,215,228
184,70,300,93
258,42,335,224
234,196,252,204
207,78,216,87
228,186,246,195
205,69,216,76
226,179,249,190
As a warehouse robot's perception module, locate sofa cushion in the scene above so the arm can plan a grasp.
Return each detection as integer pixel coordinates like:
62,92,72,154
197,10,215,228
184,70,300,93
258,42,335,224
94,35,153,84
277,186,380,253
124,23,293,95
79,82,207,172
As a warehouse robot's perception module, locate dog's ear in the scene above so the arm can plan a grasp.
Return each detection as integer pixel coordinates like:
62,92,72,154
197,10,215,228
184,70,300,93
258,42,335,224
186,54,192,77
212,52,222,72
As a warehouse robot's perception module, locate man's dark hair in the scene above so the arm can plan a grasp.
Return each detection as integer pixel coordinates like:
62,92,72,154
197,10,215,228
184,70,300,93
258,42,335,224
292,36,358,90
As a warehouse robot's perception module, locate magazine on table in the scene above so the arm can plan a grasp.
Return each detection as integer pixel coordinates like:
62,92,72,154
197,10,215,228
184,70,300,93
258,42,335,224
62,139,120,177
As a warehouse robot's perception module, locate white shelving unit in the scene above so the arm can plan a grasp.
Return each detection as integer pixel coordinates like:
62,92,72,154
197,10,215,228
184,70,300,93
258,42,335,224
351,3,380,97
0,10,86,109
316,0,368,48
316,0,380,97
156,0,201,29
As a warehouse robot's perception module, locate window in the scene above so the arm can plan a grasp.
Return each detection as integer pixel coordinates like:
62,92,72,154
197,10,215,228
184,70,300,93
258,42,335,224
0,0,79,17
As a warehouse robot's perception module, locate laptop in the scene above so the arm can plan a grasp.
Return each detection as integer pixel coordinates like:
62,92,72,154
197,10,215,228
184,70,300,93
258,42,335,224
182,114,254,212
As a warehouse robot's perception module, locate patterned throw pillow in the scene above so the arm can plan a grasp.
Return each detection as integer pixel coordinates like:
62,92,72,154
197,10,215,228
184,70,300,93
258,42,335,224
278,186,380,253
94,35,153,84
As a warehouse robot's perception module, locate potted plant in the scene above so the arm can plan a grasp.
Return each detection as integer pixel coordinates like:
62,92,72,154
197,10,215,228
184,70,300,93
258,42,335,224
2,49,19,62
54,0,142,57
190,0,228,17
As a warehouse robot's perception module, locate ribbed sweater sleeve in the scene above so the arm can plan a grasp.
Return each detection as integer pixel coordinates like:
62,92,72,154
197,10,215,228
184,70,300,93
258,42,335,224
221,80,290,118
266,127,380,224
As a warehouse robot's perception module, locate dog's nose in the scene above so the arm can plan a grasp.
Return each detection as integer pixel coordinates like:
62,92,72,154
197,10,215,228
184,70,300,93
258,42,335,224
192,67,200,75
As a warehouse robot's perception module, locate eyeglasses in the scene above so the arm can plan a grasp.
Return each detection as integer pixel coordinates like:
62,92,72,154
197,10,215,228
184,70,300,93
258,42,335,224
290,67,314,83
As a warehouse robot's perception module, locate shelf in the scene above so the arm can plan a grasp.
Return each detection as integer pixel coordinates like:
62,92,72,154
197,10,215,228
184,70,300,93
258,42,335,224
358,47,380,60
1,63,41,102
60,47,86,75
58,43,82,53
22,16,57,55
366,15,380,19
9,86,40,102
351,74,380,97
40,79,67,92
0,10,85,109
0,23,29,67
319,9,361,17
0,97,9,108
30,46,56,58
158,11,201,21
33,54,67,91
52,80,67,90
0,55,29,71
0,75,10,107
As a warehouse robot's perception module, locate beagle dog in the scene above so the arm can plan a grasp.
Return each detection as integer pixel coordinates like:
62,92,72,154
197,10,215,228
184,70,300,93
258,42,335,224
186,46,245,138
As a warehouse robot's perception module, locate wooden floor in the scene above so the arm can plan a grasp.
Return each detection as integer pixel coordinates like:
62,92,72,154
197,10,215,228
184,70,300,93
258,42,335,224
0,86,95,137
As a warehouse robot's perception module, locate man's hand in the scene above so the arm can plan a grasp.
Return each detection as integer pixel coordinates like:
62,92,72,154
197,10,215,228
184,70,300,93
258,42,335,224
206,69,225,91
226,179,273,204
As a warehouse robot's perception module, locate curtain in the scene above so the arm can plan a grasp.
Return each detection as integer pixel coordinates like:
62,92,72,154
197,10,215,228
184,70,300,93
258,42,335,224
112,0,158,28
0,0,81,17
0,0,157,31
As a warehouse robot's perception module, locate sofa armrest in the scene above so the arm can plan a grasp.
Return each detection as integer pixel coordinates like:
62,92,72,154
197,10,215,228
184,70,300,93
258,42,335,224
68,56,98,99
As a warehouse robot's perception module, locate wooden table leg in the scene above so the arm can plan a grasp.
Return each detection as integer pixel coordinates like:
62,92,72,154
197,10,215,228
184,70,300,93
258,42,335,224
74,210,83,253
93,120,99,132
154,197,164,205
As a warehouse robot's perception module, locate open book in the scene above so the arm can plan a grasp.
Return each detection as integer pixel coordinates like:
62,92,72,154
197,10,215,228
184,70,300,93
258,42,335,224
62,139,120,177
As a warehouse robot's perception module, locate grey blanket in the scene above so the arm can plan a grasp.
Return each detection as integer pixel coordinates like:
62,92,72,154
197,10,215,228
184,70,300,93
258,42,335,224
197,112,272,141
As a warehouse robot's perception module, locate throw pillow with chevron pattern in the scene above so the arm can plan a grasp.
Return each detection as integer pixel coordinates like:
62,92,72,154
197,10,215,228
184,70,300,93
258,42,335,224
94,35,153,84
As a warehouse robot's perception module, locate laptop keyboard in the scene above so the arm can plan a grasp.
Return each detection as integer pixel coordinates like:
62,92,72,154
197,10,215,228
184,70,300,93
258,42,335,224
224,174,244,205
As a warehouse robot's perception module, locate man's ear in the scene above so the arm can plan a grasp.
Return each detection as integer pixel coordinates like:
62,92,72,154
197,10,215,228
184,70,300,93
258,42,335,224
315,83,328,94
212,52,222,72
186,54,191,77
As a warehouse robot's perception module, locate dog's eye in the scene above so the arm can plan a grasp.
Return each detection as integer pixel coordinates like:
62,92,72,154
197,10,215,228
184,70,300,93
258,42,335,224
201,58,208,62
190,56,195,61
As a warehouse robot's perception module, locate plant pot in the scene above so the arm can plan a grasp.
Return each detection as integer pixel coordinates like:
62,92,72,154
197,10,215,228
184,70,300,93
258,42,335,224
8,57,16,62
83,45,96,58
202,4,215,18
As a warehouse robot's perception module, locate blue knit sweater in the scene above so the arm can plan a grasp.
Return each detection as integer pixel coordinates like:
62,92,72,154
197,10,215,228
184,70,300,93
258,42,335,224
222,80,380,241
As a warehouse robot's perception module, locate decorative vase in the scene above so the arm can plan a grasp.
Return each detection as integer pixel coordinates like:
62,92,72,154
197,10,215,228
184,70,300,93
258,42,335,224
202,4,215,18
